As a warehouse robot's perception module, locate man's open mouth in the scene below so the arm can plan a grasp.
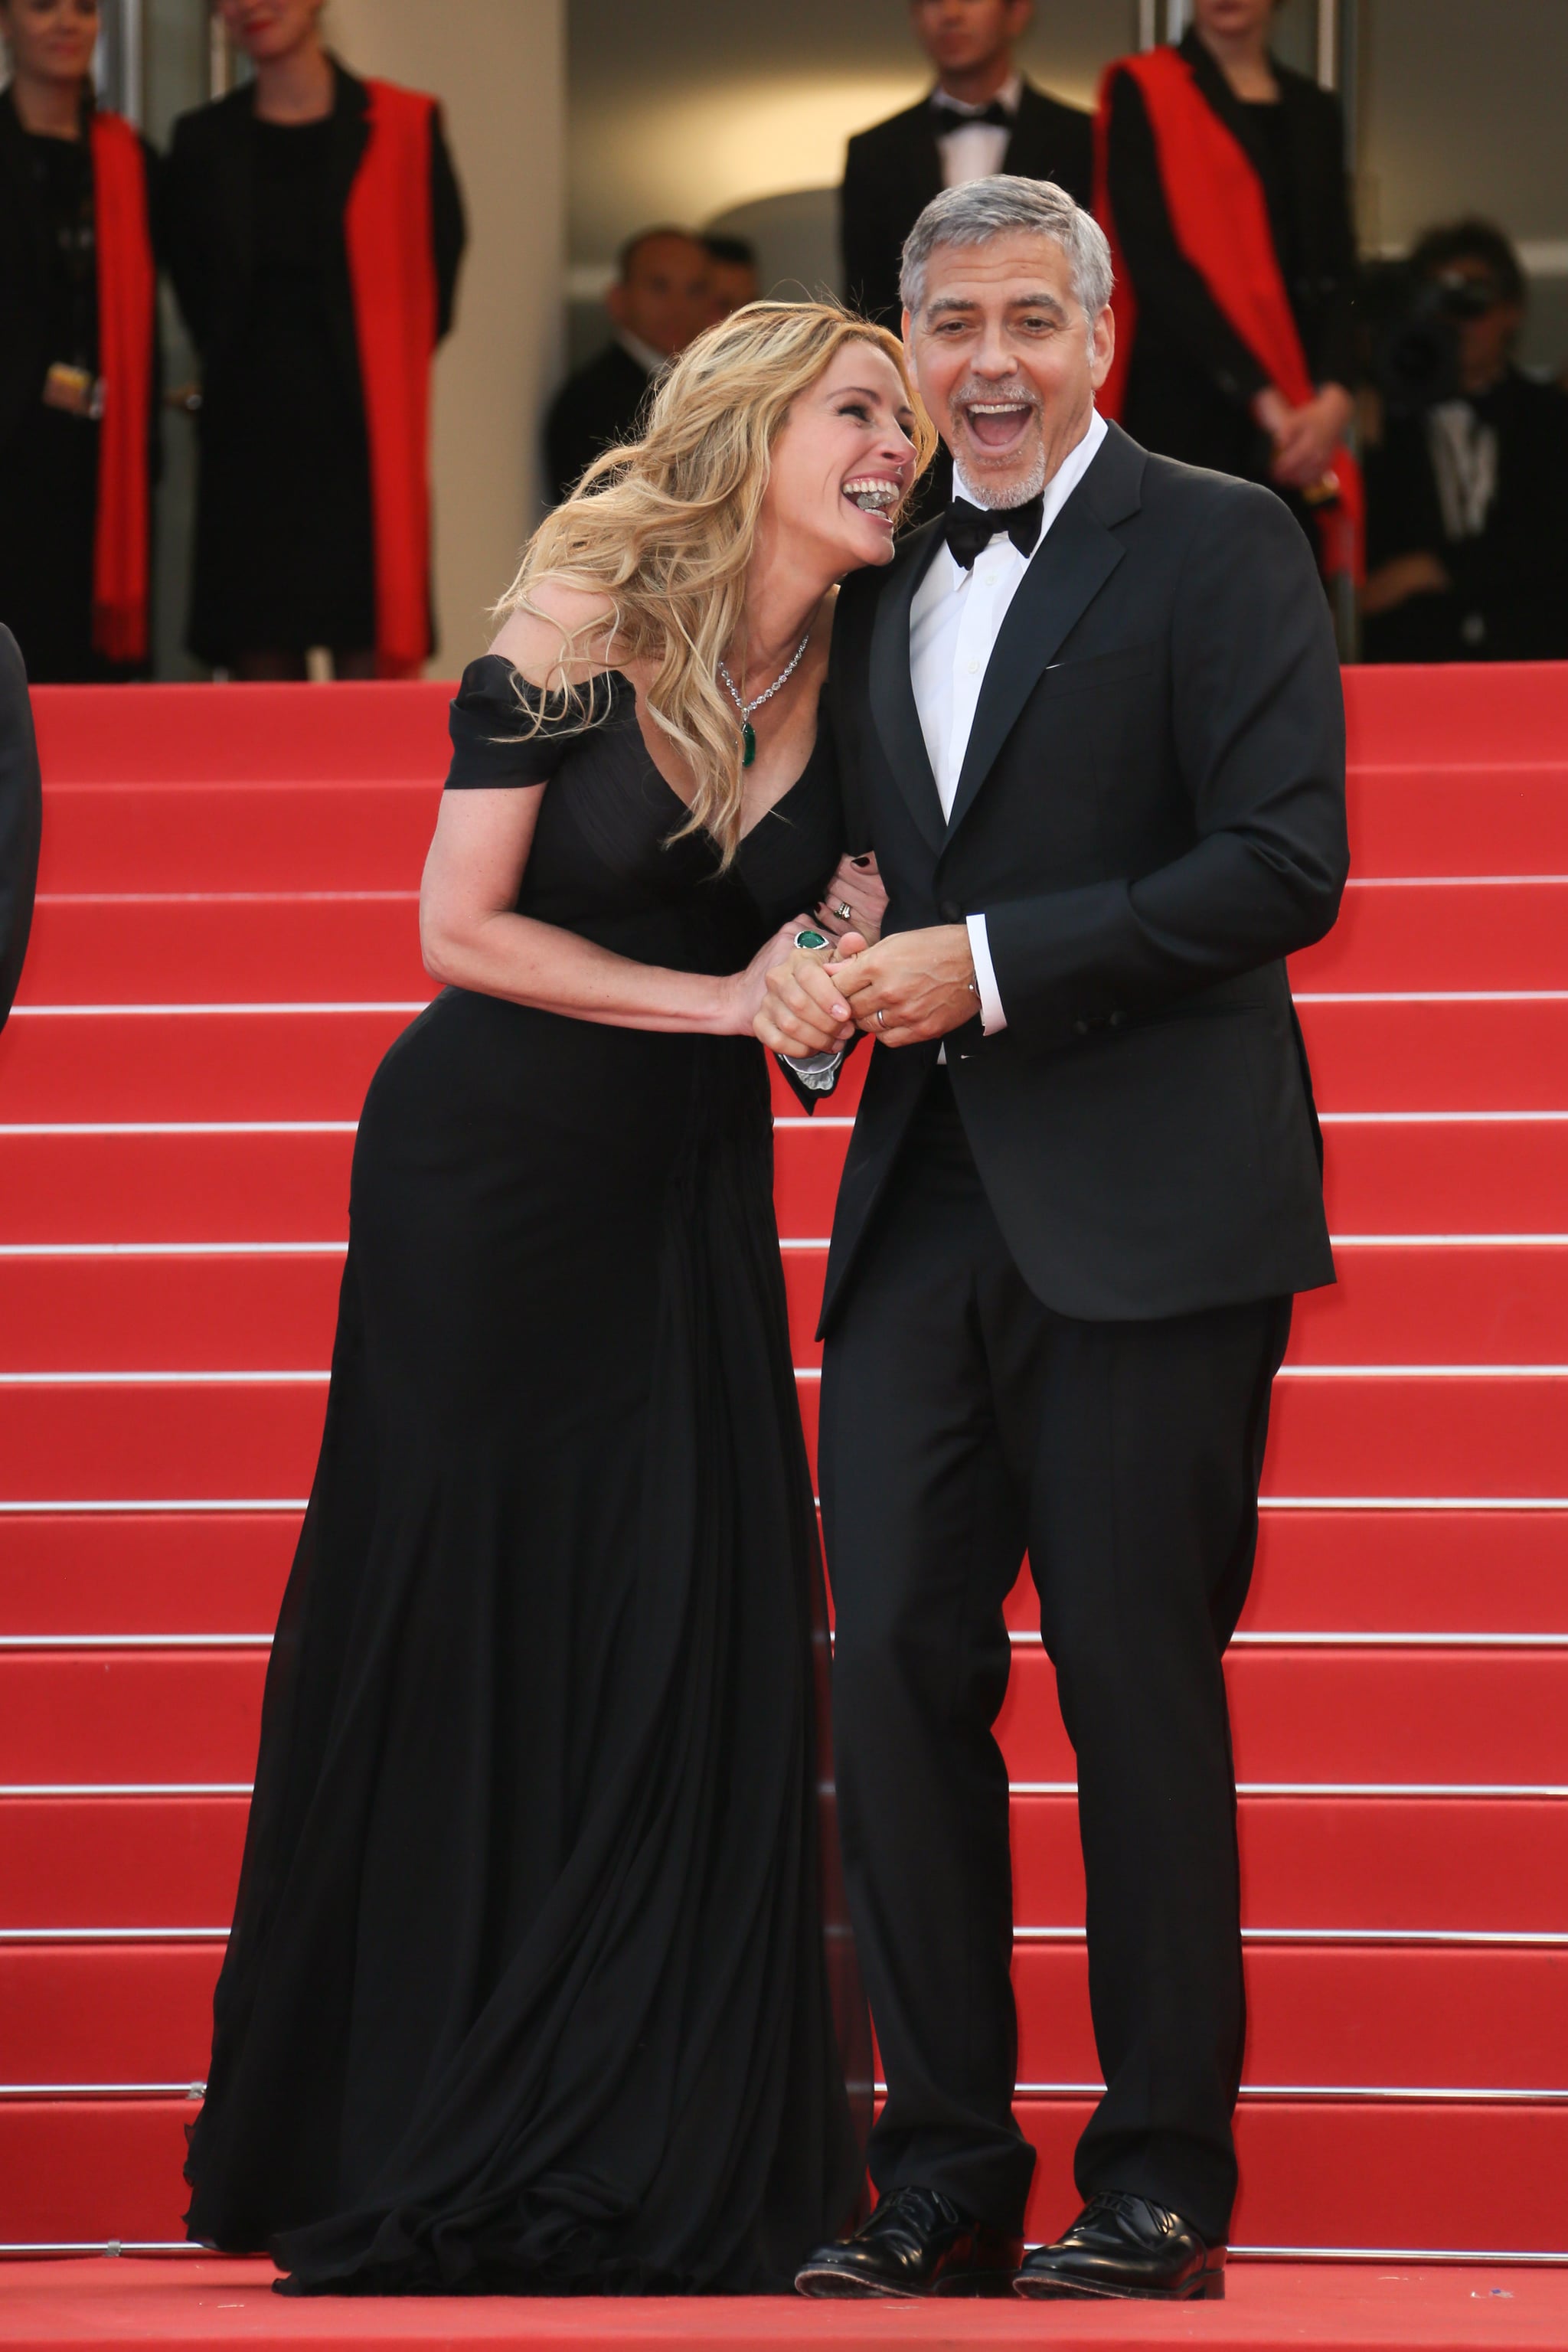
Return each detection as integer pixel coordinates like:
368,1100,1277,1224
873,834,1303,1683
842,475,901,518
961,400,1037,452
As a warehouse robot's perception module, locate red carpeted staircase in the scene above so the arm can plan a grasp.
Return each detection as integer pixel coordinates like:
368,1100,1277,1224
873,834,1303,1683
2,668,1566,2271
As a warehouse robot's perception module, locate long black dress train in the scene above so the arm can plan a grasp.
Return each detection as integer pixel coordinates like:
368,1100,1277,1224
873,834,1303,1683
183,658,868,2293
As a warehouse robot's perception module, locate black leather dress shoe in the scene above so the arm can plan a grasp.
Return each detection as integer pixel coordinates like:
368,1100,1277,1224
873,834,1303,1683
1014,2192,1226,2300
795,2186,1022,2298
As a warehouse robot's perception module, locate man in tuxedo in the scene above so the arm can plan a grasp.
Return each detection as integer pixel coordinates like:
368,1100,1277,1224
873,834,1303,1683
0,625,41,1032
544,227,714,502
760,178,1346,2301
841,1,1092,331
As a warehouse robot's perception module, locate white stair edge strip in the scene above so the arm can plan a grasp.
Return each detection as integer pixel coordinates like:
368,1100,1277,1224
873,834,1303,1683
6,1922,1566,1949
34,888,420,903
8,1235,1568,1257
7,1363,1568,1384
14,990,1568,1013
6,1495,1568,1514
0,1122,358,1135
8,2078,1568,2106
1012,1780,1568,1798
11,1629,1568,1653
6,1002,430,1017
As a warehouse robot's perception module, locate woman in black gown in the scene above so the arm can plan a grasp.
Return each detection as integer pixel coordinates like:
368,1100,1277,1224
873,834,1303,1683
0,0,158,681
1101,0,1356,516
162,0,465,678
184,301,928,2295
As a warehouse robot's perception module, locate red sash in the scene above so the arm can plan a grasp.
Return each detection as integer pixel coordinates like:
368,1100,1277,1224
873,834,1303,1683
1094,47,1362,580
343,80,439,678
89,112,155,664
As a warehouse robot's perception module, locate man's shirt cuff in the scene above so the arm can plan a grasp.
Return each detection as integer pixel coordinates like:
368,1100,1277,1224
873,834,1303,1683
966,913,1008,1034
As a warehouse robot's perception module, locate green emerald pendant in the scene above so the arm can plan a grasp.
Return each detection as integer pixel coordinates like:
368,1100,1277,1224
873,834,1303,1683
741,720,756,768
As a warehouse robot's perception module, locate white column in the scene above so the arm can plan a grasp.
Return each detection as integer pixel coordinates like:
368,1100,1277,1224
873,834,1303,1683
328,0,567,673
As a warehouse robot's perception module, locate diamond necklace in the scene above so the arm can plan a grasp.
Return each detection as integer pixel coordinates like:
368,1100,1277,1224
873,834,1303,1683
717,632,812,769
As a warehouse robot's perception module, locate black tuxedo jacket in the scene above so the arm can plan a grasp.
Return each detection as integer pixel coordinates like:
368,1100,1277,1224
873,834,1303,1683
815,423,1347,1331
840,80,1093,328
544,341,654,505
0,626,41,1031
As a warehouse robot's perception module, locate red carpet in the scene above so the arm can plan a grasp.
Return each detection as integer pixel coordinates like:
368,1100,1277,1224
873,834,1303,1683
1,670,1566,2285
2,2257,1568,2352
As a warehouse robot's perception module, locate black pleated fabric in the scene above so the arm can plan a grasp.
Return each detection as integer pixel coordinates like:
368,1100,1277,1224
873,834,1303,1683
183,662,868,2292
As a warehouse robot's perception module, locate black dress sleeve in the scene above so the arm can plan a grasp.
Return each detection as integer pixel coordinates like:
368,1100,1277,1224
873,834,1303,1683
1305,90,1357,391
1106,71,1269,410
428,106,466,343
444,654,616,789
0,626,41,1031
157,113,214,354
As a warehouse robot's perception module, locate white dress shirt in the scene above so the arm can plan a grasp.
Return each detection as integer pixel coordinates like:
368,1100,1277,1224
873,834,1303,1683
912,406,1109,1034
934,73,1022,188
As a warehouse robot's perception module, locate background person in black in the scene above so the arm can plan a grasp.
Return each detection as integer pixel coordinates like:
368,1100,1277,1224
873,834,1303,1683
704,232,760,321
0,626,41,1031
162,0,465,680
0,0,155,681
1362,221,1568,664
544,227,714,503
840,0,1092,332
761,178,1347,2303
1103,0,1356,510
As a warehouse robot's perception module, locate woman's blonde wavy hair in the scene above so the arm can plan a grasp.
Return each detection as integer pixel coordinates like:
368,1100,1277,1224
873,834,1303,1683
498,300,936,867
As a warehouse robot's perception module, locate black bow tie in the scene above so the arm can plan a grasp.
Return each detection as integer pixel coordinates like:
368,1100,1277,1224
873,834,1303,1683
945,494,1044,570
932,97,1014,136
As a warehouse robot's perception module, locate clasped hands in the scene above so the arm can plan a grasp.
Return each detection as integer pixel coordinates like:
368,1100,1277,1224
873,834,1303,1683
755,923,979,1057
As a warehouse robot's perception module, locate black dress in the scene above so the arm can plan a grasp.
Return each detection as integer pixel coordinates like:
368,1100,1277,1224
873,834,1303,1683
183,658,867,2294
161,64,466,665
0,94,150,683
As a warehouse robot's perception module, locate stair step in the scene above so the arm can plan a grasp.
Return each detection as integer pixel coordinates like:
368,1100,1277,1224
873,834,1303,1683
31,681,454,786
4,1789,1564,1938
7,1240,1565,1374
5,1936,1562,2096
1011,1792,1568,1936
785,1243,1568,1371
997,1646,1568,1788
799,1371,1568,1503
5,1509,1564,1643
5,997,1568,1125
35,785,441,897
1,1643,1562,1788
2,2091,1563,2254
18,896,429,1009
1291,879,1568,991
2,1370,1564,1510
3,1116,1563,1249
20,875,1568,1011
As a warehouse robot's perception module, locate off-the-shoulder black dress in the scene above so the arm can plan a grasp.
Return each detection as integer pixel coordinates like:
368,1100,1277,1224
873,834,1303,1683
184,658,868,2294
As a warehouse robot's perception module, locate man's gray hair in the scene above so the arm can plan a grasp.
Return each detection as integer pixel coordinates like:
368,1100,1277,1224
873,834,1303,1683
898,175,1115,323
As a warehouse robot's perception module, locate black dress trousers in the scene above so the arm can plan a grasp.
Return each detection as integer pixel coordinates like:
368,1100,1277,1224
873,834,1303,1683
819,1070,1290,2246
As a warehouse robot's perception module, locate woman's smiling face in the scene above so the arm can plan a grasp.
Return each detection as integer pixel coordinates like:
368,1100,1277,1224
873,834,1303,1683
761,343,920,577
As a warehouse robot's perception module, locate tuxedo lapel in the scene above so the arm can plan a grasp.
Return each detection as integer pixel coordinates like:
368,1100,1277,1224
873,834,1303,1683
868,518,947,858
943,426,1145,844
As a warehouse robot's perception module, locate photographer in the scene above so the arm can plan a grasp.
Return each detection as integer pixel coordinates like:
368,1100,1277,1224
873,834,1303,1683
1363,221,1568,663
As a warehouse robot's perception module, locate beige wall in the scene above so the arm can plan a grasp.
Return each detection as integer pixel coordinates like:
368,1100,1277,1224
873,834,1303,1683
333,0,566,673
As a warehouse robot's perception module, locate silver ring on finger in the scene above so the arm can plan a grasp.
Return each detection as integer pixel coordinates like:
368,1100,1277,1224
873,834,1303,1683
876,1007,886,1031
833,900,853,923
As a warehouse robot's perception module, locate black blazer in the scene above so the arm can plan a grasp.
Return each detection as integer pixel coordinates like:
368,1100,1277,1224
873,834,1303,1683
0,626,41,1031
813,423,1348,1330
544,341,655,505
1106,32,1357,482
159,61,466,405
841,80,1093,328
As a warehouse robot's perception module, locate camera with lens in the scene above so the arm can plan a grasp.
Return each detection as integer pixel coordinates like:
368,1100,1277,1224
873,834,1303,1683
1361,260,1505,415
